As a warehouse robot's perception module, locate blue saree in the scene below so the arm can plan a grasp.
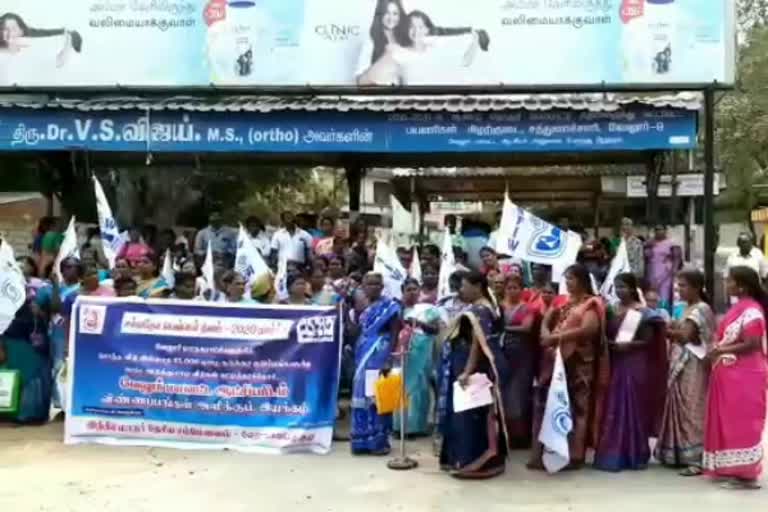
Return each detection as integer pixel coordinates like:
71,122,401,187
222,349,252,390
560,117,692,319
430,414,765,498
437,301,510,479
350,297,401,454
36,282,80,409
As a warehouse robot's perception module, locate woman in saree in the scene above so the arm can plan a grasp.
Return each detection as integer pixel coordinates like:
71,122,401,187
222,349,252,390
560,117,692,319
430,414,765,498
500,274,536,448
703,266,768,490
644,225,682,311
35,256,81,409
655,269,714,476
594,273,665,472
135,252,170,299
350,272,401,455
437,271,510,479
528,264,607,471
1,262,51,423
394,278,439,436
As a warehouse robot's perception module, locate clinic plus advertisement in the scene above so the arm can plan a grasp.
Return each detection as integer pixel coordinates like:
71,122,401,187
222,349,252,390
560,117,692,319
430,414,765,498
0,0,735,88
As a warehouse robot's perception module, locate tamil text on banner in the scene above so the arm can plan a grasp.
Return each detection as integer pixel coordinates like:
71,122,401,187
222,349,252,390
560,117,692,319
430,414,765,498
65,298,342,454
0,0,734,88
0,108,699,154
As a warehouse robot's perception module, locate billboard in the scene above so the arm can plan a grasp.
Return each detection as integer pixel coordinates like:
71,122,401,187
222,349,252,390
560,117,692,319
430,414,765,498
66,297,342,453
0,0,735,89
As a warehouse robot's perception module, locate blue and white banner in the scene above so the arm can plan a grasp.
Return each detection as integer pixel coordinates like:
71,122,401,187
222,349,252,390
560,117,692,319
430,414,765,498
0,0,734,88
0,108,697,154
65,297,342,454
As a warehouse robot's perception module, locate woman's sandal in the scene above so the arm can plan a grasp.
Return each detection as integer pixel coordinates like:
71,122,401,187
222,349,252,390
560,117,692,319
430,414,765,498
679,466,702,477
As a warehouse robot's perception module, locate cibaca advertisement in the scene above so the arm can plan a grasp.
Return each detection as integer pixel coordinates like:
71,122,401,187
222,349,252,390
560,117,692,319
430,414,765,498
0,0,735,89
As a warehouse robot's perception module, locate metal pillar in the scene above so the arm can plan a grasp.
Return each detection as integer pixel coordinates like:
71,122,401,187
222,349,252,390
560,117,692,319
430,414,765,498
345,165,363,222
703,89,716,297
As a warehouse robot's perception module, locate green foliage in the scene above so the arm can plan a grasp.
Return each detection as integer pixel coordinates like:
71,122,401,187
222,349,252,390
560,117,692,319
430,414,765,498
717,23,768,220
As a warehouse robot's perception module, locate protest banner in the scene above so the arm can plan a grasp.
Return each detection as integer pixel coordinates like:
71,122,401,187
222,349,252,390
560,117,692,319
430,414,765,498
65,297,342,454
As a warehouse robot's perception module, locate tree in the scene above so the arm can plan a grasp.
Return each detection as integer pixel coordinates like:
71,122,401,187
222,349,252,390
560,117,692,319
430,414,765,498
716,21,768,226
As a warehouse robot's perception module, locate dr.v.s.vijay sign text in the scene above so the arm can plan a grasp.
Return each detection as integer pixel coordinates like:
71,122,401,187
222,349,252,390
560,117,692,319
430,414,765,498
0,0,735,89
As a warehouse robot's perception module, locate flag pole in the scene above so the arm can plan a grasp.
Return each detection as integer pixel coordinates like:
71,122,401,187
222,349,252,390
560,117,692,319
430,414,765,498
387,326,418,471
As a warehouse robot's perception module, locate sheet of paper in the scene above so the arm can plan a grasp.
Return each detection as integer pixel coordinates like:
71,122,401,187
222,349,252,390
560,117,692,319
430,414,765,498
452,373,493,413
685,343,707,360
364,369,379,398
616,309,642,344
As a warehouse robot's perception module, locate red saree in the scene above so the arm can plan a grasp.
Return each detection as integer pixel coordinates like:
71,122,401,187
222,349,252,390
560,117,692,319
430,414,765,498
703,298,768,481
530,296,609,467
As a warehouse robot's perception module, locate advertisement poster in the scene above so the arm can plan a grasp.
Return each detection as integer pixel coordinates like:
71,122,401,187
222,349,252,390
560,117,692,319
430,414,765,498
65,297,342,454
0,0,735,88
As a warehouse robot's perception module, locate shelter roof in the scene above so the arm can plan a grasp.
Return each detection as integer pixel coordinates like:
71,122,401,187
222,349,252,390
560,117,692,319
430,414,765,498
0,92,702,113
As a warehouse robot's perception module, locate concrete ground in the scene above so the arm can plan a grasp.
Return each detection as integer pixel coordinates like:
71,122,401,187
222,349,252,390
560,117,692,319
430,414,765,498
0,423,765,512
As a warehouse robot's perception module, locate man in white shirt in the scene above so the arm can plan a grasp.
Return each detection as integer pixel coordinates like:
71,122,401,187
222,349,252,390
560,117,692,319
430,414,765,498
245,216,271,259
725,232,768,280
270,211,313,267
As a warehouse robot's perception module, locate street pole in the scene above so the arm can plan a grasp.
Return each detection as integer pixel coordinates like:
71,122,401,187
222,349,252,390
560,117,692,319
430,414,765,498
387,327,417,471
703,88,716,299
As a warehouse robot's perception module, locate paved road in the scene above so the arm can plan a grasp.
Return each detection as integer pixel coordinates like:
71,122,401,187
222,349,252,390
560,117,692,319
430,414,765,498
0,423,765,512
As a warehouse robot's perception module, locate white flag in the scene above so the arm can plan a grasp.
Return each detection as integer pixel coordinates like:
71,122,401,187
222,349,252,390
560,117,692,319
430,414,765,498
496,195,582,268
198,241,215,300
599,239,632,303
437,228,456,300
538,347,572,474
390,195,418,235
161,249,175,289
373,237,406,300
93,176,124,269
0,241,26,334
274,253,289,302
495,193,519,256
409,247,423,284
53,217,80,282
235,224,271,286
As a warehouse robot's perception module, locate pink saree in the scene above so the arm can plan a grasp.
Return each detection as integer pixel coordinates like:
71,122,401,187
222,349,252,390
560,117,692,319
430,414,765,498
703,298,768,480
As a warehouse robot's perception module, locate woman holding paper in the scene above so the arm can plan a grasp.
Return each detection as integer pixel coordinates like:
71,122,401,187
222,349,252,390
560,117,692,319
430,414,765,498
655,269,714,476
350,273,401,455
436,271,510,479
594,273,665,472
702,266,767,490
528,264,607,471
394,278,439,436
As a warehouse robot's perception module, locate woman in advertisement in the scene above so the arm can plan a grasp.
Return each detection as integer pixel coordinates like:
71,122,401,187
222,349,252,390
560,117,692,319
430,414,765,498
0,13,82,67
355,0,489,86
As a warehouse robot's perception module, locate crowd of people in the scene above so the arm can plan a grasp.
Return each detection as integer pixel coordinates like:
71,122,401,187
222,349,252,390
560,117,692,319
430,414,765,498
2,211,766,490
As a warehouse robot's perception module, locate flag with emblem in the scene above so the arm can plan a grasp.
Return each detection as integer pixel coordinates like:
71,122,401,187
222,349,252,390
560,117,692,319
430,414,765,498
235,224,271,286
161,249,175,290
438,228,456,300
409,247,422,283
538,347,572,473
93,176,124,269
198,241,215,300
0,241,26,335
54,217,80,282
373,237,406,300
600,239,632,303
